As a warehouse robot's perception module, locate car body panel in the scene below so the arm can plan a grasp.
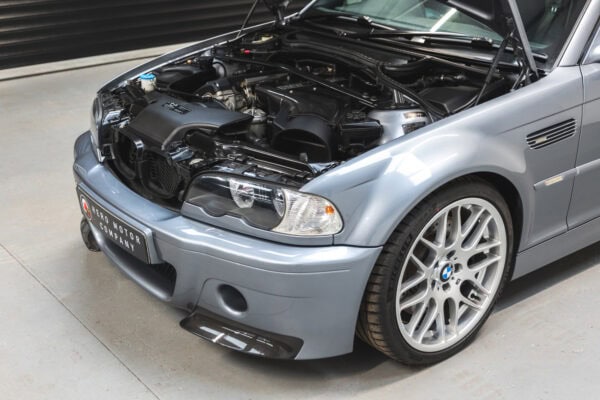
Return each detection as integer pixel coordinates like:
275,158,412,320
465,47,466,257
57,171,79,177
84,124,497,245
73,0,600,359
74,132,381,359
568,62,600,227
514,213,600,279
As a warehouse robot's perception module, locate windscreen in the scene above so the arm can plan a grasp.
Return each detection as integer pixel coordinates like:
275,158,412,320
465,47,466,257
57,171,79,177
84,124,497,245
309,0,588,65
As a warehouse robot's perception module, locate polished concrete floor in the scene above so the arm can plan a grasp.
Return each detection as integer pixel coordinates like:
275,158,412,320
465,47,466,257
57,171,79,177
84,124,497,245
1,59,600,400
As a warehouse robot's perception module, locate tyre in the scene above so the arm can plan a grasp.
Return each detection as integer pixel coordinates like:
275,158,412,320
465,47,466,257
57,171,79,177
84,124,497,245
357,177,514,365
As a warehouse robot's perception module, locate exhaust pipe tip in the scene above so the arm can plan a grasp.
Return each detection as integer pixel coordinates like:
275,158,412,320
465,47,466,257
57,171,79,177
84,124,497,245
80,217,101,252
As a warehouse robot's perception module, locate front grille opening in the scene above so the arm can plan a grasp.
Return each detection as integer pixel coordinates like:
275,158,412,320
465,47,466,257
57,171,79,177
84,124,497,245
114,133,139,180
106,128,184,209
140,151,183,200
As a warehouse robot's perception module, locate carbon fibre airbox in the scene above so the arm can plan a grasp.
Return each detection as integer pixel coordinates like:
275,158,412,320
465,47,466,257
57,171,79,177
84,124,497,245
127,93,252,150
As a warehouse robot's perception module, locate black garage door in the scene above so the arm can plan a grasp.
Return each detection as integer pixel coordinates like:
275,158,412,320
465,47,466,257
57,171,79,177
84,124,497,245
0,0,308,70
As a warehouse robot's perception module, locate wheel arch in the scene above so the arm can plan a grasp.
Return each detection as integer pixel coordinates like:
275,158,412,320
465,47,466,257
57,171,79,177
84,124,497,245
404,171,524,257
381,170,524,256
470,172,524,256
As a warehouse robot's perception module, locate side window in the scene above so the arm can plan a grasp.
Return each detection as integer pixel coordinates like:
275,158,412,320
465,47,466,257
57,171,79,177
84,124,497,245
584,24,600,64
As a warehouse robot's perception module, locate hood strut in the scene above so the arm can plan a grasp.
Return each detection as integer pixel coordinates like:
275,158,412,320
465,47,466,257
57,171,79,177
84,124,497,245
237,0,292,39
263,0,291,25
442,0,539,80
237,0,261,39
505,0,539,81
475,10,538,107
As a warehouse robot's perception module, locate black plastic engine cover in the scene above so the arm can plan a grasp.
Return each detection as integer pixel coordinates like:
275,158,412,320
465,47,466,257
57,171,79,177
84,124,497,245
127,93,252,150
155,60,218,93
272,115,334,162
256,84,345,123
257,83,348,162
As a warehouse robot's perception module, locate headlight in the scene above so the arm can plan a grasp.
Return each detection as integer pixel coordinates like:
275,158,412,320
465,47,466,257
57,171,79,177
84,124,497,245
90,97,103,161
89,96,122,162
185,174,343,236
90,97,102,139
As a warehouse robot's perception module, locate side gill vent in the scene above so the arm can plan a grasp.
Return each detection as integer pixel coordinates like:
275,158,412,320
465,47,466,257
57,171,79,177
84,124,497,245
527,119,577,150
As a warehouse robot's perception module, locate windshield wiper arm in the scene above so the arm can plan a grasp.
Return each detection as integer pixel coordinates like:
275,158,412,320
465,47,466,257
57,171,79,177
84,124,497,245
347,28,494,48
348,29,468,39
352,29,548,60
296,13,547,61
296,13,398,34
298,15,495,49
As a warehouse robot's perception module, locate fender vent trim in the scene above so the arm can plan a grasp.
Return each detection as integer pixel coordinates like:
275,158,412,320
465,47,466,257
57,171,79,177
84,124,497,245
527,119,577,150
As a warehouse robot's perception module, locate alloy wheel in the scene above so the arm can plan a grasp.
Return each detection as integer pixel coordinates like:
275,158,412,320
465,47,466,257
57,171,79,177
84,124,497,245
396,198,508,352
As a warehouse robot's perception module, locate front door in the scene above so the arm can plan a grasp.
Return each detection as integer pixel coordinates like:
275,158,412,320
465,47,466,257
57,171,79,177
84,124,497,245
568,27,600,228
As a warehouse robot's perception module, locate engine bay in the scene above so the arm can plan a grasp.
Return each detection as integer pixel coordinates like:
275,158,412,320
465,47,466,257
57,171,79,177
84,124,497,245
96,28,515,206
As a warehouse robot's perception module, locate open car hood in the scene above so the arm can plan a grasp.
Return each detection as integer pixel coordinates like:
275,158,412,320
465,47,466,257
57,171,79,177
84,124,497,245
439,0,527,37
265,0,538,74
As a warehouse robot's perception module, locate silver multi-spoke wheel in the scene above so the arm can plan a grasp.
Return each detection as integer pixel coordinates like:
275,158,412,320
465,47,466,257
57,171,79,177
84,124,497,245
358,180,513,364
396,198,507,352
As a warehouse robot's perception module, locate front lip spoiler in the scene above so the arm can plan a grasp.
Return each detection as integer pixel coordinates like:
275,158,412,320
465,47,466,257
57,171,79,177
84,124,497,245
180,308,304,359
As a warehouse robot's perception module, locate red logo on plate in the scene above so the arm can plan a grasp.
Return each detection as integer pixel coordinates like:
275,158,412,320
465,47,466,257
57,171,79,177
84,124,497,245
81,197,92,220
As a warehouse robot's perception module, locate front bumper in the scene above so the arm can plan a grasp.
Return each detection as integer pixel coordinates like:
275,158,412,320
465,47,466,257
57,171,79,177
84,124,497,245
73,132,381,359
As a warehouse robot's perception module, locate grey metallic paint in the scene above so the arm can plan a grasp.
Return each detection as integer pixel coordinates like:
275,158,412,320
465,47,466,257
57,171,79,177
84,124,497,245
74,0,600,358
568,62,600,227
308,66,584,251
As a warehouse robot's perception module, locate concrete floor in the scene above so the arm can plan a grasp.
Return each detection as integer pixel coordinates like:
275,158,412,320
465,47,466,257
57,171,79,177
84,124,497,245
1,59,600,400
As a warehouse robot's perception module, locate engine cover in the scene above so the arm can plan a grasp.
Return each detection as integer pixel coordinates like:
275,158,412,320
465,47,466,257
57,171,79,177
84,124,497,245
128,93,252,150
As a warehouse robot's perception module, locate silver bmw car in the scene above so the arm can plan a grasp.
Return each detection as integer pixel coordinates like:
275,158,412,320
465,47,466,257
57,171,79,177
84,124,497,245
73,0,600,364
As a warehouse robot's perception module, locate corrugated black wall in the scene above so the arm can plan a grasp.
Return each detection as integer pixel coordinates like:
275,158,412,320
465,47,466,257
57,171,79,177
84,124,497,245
0,0,308,70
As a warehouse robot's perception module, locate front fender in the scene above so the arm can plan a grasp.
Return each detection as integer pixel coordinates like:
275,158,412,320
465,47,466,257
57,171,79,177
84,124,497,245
304,128,528,247
304,66,583,250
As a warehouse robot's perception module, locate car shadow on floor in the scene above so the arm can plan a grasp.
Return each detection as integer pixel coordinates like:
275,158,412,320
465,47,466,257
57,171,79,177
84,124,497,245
220,241,600,378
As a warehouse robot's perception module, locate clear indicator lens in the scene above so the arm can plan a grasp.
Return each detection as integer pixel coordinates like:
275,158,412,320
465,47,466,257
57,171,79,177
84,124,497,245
273,190,343,236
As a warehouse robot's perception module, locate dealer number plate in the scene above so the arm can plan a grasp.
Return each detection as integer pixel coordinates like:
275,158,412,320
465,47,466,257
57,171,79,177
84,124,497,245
77,188,150,263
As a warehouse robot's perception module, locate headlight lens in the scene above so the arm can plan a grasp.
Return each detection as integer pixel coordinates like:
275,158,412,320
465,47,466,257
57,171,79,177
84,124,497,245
90,97,102,138
90,97,103,161
185,174,343,236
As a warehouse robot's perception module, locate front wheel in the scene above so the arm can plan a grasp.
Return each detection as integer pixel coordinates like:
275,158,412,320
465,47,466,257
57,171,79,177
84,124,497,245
357,178,514,365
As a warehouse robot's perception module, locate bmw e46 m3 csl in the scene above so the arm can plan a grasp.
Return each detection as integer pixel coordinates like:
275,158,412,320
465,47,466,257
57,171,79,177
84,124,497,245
73,0,600,364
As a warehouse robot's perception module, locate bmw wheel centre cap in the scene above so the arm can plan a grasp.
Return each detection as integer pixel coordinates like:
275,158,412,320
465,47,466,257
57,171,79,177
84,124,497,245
440,264,454,282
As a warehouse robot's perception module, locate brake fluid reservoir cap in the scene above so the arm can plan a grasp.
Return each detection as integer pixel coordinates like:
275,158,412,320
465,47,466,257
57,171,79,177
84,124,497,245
139,73,156,93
